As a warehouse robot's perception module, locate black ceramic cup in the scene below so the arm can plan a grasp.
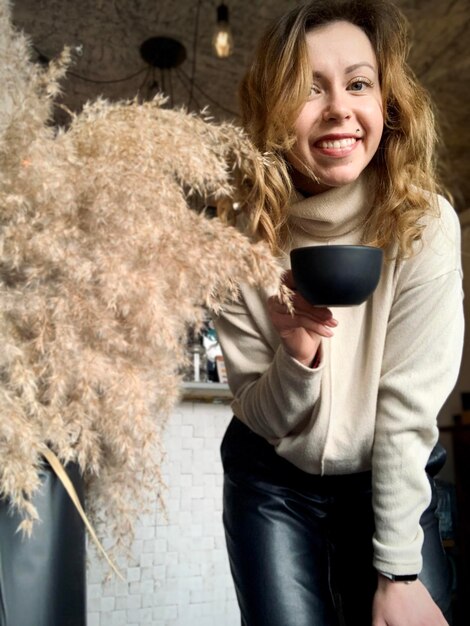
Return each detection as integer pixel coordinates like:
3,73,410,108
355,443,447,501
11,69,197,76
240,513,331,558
290,244,383,306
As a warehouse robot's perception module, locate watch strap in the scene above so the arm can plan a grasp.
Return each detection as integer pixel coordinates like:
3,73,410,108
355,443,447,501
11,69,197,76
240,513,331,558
379,571,418,583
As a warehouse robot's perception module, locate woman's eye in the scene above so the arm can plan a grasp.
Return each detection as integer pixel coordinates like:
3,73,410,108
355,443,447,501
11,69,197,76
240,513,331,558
308,84,321,98
348,78,373,92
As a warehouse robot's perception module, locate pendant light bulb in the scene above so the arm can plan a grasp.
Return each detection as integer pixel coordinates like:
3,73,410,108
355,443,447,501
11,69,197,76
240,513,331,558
213,3,234,58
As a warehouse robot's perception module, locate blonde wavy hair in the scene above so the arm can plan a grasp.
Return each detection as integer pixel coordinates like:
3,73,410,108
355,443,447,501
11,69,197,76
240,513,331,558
224,0,444,257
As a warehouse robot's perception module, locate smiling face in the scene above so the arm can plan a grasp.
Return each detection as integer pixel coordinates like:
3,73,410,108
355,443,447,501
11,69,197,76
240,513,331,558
286,20,384,195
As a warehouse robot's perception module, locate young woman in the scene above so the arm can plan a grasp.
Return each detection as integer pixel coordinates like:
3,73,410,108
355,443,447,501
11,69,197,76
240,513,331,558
214,1,464,625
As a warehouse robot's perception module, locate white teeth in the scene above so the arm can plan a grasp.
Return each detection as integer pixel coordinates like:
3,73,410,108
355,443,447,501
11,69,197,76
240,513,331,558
317,137,357,149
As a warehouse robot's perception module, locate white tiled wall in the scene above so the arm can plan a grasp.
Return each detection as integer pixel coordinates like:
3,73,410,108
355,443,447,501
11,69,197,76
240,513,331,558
87,401,239,626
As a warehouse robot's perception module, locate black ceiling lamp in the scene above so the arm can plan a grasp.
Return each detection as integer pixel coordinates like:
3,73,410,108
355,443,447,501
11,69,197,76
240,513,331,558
139,36,187,103
139,36,187,69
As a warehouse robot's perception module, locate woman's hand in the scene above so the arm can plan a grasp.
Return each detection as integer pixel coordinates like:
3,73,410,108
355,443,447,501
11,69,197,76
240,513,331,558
267,270,337,367
372,575,449,625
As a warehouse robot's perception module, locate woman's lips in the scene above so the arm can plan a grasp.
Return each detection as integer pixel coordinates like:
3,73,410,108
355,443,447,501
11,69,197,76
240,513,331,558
316,137,357,149
312,135,360,156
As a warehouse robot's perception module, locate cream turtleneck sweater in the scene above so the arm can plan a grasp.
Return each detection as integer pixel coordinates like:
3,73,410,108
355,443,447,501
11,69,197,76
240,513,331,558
214,172,464,575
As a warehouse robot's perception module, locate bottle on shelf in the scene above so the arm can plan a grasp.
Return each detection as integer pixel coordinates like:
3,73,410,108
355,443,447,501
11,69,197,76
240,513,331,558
181,328,207,383
201,317,223,383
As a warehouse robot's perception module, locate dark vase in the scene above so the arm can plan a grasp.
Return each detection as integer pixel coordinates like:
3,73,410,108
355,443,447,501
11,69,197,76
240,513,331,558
0,459,86,626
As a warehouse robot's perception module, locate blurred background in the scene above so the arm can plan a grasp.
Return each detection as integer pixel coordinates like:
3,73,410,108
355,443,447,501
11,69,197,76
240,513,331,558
11,0,470,212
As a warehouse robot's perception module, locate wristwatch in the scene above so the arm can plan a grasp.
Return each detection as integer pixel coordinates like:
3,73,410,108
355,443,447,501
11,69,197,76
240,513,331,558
379,571,418,583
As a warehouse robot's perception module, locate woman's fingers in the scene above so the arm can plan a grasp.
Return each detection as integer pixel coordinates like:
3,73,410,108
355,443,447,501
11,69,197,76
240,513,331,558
268,295,338,326
270,273,338,364
292,301,338,326
280,313,335,337
281,270,339,325
268,297,336,338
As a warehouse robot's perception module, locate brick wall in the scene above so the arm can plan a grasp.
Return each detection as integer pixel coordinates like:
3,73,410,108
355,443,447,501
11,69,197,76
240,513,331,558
87,401,239,626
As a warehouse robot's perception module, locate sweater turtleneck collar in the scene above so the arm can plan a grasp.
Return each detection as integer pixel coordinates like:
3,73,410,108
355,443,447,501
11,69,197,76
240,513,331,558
288,170,375,243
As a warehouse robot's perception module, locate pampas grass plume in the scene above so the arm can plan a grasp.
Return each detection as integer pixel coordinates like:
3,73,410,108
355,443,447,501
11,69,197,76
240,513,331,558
0,0,283,556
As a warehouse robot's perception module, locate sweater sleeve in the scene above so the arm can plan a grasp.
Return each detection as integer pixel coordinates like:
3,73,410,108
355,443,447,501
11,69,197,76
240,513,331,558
372,199,464,575
213,285,323,440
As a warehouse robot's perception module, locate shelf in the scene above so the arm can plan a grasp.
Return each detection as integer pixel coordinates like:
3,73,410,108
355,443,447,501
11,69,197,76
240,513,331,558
181,381,232,403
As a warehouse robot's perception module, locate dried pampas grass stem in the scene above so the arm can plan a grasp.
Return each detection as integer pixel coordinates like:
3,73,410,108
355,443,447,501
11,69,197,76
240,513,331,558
0,0,283,558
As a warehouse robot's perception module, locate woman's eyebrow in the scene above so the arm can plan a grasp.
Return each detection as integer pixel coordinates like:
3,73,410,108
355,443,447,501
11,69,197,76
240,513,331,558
344,62,376,74
312,62,377,79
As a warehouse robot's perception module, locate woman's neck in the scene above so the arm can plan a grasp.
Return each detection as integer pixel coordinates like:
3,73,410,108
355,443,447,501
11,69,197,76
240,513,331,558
290,166,334,197
286,170,376,244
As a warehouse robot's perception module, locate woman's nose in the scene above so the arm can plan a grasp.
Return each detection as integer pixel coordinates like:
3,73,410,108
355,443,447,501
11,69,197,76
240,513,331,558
321,90,352,122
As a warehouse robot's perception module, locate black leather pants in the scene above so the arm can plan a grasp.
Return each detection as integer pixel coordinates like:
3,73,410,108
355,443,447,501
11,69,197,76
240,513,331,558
221,417,453,626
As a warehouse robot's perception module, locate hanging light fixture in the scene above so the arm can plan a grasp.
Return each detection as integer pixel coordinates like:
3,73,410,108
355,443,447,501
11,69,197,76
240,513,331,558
139,36,187,104
212,3,234,58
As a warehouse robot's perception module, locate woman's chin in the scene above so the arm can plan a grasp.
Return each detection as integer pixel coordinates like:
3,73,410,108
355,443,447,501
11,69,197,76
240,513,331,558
290,160,366,195
309,168,364,191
